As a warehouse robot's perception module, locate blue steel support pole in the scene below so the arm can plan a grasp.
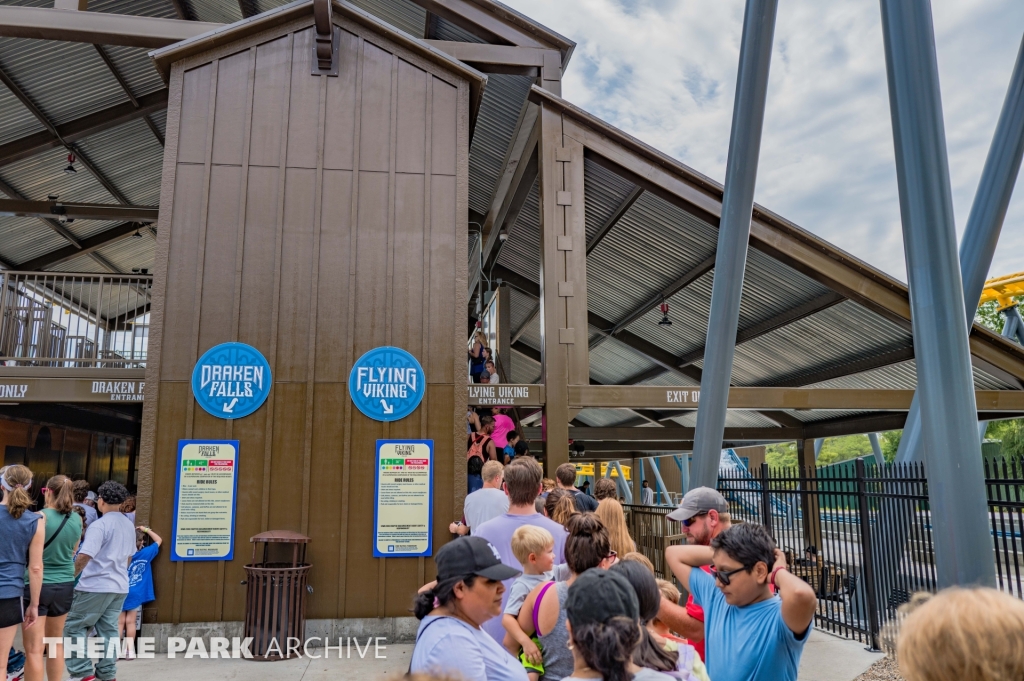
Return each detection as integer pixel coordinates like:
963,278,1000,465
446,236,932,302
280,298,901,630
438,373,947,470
879,0,995,588
896,31,1024,465
690,0,779,490
868,433,886,466
813,438,823,461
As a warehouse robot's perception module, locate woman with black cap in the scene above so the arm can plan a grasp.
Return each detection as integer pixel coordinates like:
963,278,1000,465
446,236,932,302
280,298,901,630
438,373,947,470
563,569,674,681
411,535,527,680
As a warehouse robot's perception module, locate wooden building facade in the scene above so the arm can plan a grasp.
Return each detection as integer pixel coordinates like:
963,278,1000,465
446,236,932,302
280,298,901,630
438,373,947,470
138,4,481,624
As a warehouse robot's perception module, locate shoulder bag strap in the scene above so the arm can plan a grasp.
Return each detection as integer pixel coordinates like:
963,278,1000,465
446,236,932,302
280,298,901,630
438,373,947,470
531,580,556,638
43,513,71,550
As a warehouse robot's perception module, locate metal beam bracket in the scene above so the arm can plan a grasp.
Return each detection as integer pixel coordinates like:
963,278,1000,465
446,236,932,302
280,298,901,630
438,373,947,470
312,0,339,77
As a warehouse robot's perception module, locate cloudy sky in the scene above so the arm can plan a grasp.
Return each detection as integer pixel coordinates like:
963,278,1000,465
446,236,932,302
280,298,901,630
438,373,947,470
503,0,1024,284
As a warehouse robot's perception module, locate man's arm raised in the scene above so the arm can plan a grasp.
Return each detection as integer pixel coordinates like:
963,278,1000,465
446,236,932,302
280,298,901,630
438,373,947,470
771,549,816,637
664,544,714,593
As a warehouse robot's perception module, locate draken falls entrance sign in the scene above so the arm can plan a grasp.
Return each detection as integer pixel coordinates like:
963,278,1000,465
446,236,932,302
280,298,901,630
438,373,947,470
191,342,272,420
348,346,425,422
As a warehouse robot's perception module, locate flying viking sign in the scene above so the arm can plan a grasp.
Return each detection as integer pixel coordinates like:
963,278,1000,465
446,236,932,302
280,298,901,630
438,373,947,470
191,342,273,419
348,346,426,422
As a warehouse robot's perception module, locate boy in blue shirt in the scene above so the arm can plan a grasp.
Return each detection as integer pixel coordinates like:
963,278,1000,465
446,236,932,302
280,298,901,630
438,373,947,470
665,523,817,681
118,526,162,660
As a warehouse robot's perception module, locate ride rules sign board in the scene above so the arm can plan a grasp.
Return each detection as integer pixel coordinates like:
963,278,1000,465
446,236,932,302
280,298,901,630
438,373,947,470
171,439,239,561
373,440,433,558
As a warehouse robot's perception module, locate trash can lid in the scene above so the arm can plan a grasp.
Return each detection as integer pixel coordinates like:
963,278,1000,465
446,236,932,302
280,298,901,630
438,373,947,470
250,530,311,544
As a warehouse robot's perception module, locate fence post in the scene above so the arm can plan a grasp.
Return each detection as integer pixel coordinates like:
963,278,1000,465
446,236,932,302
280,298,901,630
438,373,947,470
855,457,881,651
760,462,773,537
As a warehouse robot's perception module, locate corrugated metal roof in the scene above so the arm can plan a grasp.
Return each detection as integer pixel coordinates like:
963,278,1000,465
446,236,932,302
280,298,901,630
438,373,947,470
184,0,242,24
724,300,912,386
347,0,426,37
87,0,178,19
98,45,167,100
433,17,485,43
574,408,640,428
589,333,656,385
0,37,127,128
92,231,157,274
468,74,532,216
508,286,536,333
509,346,540,383
74,118,165,205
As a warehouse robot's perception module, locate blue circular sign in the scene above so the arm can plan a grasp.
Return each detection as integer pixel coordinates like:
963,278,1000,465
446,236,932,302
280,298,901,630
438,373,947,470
191,342,272,420
348,346,425,422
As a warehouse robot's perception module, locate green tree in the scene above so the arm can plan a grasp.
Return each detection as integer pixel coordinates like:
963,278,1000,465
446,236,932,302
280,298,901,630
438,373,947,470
880,430,902,462
985,418,1024,461
766,442,796,469
974,295,1022,334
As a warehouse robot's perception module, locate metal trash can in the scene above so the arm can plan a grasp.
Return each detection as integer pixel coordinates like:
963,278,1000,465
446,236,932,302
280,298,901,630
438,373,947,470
242,530,311,660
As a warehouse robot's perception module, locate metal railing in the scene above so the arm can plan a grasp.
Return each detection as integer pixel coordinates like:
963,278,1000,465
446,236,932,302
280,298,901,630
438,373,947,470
627,458,1024,650
0,272,151,368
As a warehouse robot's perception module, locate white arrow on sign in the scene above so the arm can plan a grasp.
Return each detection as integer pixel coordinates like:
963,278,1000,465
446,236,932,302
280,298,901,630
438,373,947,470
223,397,238,413
380,399,394,415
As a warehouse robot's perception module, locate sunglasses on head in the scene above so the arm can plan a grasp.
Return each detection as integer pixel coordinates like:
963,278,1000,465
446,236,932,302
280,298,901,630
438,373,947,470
710,564,749,586
682,512,708,528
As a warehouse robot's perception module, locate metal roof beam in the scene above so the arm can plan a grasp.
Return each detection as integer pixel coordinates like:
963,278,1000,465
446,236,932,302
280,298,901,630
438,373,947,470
675,290,845,367
0,6,218,47
15,222,145,271
0,199,156,223
0,64,133,208
238,0,259,19
0,88,168,168
586,186,642,255
0,176,82,249
525,425,804,441
511,302,539,344
93,45,164,147
771,346,916,387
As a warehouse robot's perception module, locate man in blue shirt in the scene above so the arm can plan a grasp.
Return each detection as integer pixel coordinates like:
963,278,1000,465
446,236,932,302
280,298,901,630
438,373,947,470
665,523,817,681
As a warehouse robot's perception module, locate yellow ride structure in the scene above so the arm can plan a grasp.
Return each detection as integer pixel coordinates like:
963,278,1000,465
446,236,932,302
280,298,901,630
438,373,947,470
574,462,631,480
981,271,1024,309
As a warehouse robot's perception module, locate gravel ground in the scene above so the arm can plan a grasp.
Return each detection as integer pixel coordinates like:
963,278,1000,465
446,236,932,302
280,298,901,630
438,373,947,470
854,656,904,681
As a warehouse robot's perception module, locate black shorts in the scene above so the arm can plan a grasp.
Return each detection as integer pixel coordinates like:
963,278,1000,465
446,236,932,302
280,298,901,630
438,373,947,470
23,581,75,618
0,596,22,628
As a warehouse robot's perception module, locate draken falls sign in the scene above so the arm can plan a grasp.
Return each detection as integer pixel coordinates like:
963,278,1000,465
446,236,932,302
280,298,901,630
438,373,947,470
191,342,272,420
348,346,425,422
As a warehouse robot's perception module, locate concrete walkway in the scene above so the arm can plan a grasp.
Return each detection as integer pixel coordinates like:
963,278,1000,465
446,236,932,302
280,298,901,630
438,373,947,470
13,628,881,680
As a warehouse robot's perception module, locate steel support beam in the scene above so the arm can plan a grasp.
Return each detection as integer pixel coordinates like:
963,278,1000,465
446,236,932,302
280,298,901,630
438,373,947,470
899,29,1024,468
646,457,670,505
868,433,885,466
94,45,164,147
690,0,778,490
0,88,168,168
0,6,219,47
881,0,993,589
0,199,156,223
979,305,1023,440
0,176,82,249
586,186,642,255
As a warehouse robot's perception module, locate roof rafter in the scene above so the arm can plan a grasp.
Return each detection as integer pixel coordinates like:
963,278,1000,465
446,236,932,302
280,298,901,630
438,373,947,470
586,185,642,254
15,222,144,271
0,89,168,168
93,45,164,147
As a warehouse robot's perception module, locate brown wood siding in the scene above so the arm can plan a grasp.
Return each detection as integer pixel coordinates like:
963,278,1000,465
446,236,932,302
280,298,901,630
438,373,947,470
139,16,469,624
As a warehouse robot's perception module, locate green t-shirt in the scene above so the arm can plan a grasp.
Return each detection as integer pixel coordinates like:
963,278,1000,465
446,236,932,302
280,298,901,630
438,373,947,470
25,508,82,585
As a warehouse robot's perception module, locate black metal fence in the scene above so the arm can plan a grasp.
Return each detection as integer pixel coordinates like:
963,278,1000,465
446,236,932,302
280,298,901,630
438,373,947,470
613,458,1022,650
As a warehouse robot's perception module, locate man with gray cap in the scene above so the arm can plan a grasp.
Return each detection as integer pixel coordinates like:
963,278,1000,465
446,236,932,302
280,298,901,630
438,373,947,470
658,486,731,662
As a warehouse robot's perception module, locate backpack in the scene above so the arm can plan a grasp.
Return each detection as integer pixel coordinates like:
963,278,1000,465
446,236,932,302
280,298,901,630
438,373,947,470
467,433,491,464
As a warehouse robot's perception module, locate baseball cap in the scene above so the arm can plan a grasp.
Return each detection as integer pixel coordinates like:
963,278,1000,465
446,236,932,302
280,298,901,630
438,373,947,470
86,491,97,501
666,486,729,522
436,536,521,582
565,569,639,626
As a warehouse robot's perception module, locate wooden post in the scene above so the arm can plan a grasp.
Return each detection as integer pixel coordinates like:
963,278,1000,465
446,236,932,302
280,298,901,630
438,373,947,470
537,101,588,472
797,439,823,557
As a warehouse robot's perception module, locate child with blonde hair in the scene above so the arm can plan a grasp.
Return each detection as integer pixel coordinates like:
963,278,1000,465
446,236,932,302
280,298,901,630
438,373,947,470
503,525,556,680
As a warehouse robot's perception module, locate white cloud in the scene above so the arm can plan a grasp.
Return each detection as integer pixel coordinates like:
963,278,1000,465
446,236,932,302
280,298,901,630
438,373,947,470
504,0,1024,283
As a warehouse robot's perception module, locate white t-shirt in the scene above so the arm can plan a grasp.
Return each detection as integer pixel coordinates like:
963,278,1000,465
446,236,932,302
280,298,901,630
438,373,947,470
411,615,526,681
77,511,137,594
464,487,509,533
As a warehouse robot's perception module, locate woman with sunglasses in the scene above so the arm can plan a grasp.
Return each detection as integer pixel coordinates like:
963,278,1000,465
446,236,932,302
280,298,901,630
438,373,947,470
21,475,81,681
665,523,817,681
516,514,618,681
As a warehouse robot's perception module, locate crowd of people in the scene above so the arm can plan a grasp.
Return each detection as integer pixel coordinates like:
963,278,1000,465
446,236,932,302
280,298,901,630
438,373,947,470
1,465,160,681
421,460,1024,681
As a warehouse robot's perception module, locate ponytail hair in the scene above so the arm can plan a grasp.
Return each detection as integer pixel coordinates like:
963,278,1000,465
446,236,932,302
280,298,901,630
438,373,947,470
412,573,478,620
46,474,74,515
570,616,640,681
1,465,34,519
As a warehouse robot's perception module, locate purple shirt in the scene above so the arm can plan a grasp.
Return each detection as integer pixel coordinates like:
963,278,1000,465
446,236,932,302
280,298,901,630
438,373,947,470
472,512,568,643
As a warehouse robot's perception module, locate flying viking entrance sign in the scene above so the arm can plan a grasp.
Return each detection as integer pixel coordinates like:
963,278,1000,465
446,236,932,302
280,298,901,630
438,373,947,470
348,347,426,422
191,342,272,419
